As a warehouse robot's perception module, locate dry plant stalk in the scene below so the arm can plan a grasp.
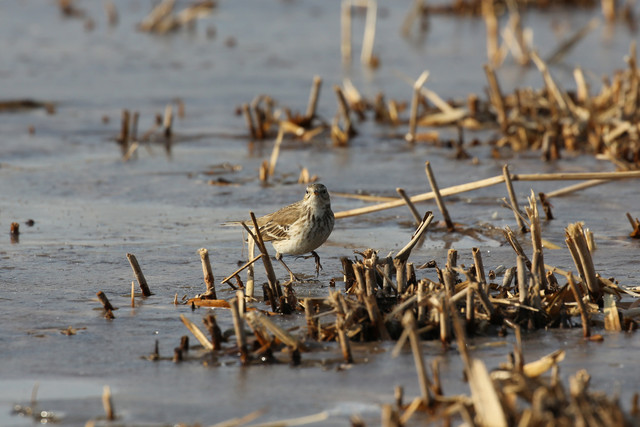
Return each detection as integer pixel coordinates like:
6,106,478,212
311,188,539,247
401,311,432,407
332,85,353,146
341,0,352,67
246,311,302,351
424,161,454,231
484,64,507,131
334,170,640,219
198,248,216,299
96,291,115,311
305,76,322,121
406,70,429,143
126,253,151,297
565,223,601,299
360,0,378,67
268,127,285,177
221,253,262,286
566,274,591,338
102,385,115,421
230,296,249,364
180,314,214,350
130,281,135,307
626,212,640,238
603,294,622,332
503,164,527,233
396,188,422,226
242,212,279,306
481,0,501,67
526,191,547,290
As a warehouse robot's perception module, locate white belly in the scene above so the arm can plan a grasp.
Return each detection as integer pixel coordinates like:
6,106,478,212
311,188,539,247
272,212,334,255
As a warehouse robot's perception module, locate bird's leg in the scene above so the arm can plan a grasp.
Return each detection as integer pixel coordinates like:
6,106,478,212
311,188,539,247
276,252,299,283
298,251,323,276
311,251,322,276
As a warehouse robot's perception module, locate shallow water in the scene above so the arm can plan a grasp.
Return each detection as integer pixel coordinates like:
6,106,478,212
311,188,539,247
2,1,640,425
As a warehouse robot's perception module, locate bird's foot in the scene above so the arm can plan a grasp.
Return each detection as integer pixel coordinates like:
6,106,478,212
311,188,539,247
298,251,323,277
276,254,304,283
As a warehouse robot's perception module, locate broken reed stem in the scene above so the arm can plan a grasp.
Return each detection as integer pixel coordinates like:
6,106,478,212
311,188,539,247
336,316,354,363
242,103,256,139
334,170,640,219
481,0,500,67
179,314,214,351
335,175,504,219
401,0,423,36
442,267,456,298
202,315,222,350
163,103,173,138
449,295,508,427
105,1,118,26
381,258,395,295
539,192,554,220
97,291,115,311
395,212,433,263
243,213,279,301
341,0,352,67
517,255,528,304
364,294,390,340
305,76,322,120
364,252,378,296
130,281,135,307
221,253,262,286
417,280,427,323
396,188,422,226
230,296,249,364
131,111,139,142
247,235,255,297
402,311,432,407
247,311,302,350
126,253,151,297
502,266,516,288
353,262,366,294
466,286,475,326
531,50,570,114
334,85,352,134
545,179,608,198
484,64,507,131
565,223,600,298
198,248,216,298
304,298,318,339
102,385,115,421
515,170,640,181
567,273,590,338
546,18,599,65
439,295,451,345
504,227,532,269
471,247,486,289
425,161,454,231
406,70,429,143
503,164,527,233
361,0,377,67
268,126,285,177
472,281,496,320
446,248,457,271
603,294,622,332
119,109,130,145
527,192,548,290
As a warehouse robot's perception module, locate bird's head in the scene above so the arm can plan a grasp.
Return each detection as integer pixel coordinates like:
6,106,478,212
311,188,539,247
304,183,331,207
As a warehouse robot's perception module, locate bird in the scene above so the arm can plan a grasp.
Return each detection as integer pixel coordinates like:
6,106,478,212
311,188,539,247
232,183,334,280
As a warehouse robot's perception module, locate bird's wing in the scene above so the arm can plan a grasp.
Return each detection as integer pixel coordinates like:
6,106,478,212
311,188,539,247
257,201,304,242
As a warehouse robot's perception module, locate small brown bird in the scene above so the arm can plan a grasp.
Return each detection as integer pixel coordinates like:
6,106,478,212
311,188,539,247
232,183,335,278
